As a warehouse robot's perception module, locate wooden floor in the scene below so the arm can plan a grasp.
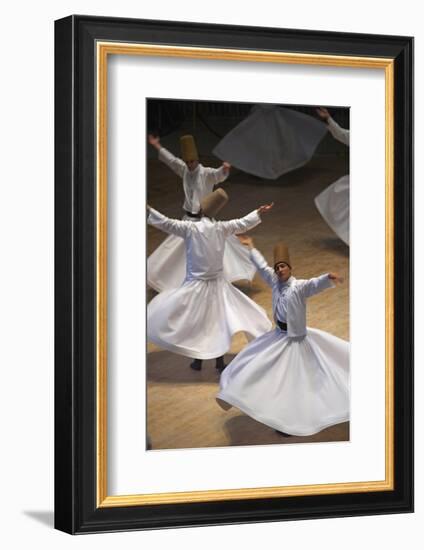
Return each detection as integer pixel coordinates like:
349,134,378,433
147,152,349,450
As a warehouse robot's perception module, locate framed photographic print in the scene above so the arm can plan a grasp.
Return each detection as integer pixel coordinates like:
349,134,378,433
54,15,413,534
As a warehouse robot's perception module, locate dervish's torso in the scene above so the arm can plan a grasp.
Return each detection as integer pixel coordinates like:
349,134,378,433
184,217,226,281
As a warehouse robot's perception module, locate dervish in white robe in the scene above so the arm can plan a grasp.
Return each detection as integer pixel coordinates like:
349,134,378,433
217,244,349,436
147,145,256,292
147,203,272,368
314,115,350,245
212,104,328,179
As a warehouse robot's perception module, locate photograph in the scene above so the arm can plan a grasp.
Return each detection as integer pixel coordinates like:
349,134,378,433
146,98,350,450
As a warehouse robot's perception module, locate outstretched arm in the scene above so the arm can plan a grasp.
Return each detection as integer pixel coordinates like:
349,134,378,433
327,118,350,146
148,134,161,151
148,134,186,178
220,202,274,236
316,108,349,146
238,235,276,287
300,272,343,298
205,162,231,186
147,206,189,238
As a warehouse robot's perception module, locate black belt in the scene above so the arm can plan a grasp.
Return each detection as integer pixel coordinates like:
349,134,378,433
184,210,201,219
277,320,288,331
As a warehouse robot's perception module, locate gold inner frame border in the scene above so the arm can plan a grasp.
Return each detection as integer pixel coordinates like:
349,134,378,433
96,42,395,507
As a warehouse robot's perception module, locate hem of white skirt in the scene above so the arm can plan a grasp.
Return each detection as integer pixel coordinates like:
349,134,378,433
216,392,350,437
314,195,349,246
246,157,311,180
148,334,230,360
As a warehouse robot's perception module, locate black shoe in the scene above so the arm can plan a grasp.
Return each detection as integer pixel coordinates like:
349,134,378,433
275,430,292,437
190,359,202,371
215,356,226,373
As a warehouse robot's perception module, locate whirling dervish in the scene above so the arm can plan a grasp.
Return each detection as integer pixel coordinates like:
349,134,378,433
147,189,274,372
217,235,349,436
314,107,350,245
147,134,256,292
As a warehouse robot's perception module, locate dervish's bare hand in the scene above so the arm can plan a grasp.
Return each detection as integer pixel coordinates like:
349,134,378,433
257,202,274,215
328,272,344,284
222,161,231,175
148,134,161,149
316,107,330,121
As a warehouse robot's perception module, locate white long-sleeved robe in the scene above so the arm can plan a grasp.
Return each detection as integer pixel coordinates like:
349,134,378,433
158,147,228,214
327,116,350,146
249,248,335,337
315,116,350,245
147,147,256,291
147,211,272,359
217,248,349,436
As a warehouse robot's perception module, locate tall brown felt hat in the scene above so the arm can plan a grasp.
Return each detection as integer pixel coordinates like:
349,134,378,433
274,242,291,268
180,135,198,162
200,189,229,218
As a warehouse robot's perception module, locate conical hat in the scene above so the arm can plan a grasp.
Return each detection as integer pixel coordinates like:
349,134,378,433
200,189,228,218
274,242,291,268
180,134,198,162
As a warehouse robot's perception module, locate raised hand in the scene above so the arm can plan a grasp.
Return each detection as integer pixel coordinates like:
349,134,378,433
222,161,231,175
328,272,344,284
148,134,161,150
257,202,274,215
316,107,330,122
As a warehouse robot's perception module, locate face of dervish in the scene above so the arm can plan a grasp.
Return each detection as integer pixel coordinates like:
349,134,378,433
275,262,292,282
186,159,199,172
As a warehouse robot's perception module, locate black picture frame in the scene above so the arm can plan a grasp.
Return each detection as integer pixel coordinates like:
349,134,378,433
54,15,413,534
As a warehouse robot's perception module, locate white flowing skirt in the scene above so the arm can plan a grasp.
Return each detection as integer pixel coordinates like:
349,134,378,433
217,327,349,436
314,175,349,245
147,233,256,292
213,105,328,179
147,277,272,359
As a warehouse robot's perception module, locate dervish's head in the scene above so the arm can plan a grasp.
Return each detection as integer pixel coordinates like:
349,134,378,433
274,243,292,282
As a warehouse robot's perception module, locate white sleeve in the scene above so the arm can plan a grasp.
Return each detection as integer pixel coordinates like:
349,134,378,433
147,207,188,238
158,147,186,178
220,210,261,236
249,248,276,287
300,274,335,298
327,117,350,146
204,165,229,186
